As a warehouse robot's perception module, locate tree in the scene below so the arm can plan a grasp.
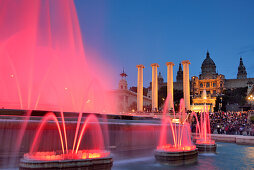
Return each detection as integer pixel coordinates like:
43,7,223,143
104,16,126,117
214,87,248,112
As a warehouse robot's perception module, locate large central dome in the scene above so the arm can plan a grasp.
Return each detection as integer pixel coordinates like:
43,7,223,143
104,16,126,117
199,51,218,79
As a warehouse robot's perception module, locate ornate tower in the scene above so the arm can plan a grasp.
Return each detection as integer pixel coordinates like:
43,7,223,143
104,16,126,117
118,69,128,90
158,72,164,89
176,63,183,82
237,57,247,79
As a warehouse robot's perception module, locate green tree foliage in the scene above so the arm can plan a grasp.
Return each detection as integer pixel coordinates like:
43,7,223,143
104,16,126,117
158,86,183,111
214,87,247,112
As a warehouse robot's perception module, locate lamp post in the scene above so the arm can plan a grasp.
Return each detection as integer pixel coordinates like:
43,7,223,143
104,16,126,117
248,95,254,110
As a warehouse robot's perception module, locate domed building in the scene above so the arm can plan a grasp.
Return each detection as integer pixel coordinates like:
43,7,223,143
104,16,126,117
143,50,254,112
192,51,225,98
199,51,218,80
190,51,254,112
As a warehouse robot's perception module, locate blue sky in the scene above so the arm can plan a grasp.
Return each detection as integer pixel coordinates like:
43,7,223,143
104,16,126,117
74,0,254,88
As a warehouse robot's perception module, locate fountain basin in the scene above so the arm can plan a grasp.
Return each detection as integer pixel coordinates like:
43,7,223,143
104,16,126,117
154,146,198,165
195,139,216,152
19,150,113,170
196,143,216,152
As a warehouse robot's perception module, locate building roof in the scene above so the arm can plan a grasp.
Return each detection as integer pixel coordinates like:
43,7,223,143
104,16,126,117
199,51,218,79
201,51,216,73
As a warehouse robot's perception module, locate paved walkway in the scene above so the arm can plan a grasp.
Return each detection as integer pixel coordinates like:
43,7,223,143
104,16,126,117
211,134,254,145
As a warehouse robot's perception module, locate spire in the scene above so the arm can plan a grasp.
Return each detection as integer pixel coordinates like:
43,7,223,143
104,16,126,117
206,50,210,58
237,57,247,79
176,63,183,82
118,68,128,90
240,57,243,65
120,68,127,79
178,63,182,71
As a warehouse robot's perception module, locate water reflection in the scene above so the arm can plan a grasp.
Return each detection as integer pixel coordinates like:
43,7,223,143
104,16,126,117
244,146,254,168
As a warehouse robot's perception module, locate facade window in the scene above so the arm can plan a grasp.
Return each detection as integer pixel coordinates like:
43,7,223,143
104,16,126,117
121,85,123,89
200,83,203,88
213,83,216,87
206,82,210,87
200,91,203,95
207,91,210,94
213,90,216,94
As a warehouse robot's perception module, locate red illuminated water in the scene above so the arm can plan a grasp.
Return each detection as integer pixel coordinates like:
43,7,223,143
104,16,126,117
191,107,215,145
0,0,113,161
0,0,114,113
157,98,196,152
24,150,110,161
27,112,108,160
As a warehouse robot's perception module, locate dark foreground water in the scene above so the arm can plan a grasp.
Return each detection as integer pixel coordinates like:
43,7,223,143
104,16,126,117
0,142,253,169
112,142,254,170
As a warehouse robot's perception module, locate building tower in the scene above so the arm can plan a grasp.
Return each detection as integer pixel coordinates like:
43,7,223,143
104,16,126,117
118,69,128,90
158,72,164,89
237,57,247,79
176,63,183,82
118,69,128,112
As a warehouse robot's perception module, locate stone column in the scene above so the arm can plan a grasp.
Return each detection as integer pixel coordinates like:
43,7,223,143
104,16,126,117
181,60,191,111
166,62,174,110
151,63,159,111
136,64,145,112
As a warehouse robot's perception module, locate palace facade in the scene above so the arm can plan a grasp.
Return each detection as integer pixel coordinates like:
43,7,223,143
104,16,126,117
149,51,254,112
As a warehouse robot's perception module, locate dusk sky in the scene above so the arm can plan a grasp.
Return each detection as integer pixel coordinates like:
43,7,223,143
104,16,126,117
74,0,254,88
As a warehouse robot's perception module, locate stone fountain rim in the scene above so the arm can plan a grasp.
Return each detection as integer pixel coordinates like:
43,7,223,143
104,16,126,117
20,155,113,163
155,148,198,154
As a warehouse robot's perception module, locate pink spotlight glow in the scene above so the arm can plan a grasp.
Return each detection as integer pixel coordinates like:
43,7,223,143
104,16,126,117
30,112,65,154
0,0,115,113
24,150,110,161
1,0,115,161
191,106,215,145
158,98,196,152
29,112,108,160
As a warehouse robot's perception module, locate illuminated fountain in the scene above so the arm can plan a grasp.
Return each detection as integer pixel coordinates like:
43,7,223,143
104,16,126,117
155,98,198,165
0,0,114,169
191,91,216,152
20,112,112,169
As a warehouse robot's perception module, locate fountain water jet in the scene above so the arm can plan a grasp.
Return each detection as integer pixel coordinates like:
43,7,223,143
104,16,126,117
20,113,112,170
0,0,114,169
155,98,198,165
191,106,216,152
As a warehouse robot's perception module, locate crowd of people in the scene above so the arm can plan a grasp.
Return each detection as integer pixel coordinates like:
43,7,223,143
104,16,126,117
191,110,254,136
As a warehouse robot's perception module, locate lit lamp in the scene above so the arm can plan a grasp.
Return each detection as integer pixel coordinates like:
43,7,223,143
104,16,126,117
248,95,254,109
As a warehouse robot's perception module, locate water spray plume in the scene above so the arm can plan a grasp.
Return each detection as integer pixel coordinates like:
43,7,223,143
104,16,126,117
158,96,196,152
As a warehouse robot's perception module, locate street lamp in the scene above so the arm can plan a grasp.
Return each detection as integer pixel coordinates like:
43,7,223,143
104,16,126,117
248,95,254,109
